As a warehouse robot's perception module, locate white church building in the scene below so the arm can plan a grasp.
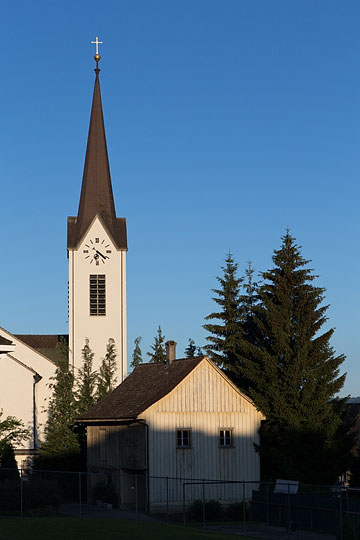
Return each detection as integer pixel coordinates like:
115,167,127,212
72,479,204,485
0,49,128,467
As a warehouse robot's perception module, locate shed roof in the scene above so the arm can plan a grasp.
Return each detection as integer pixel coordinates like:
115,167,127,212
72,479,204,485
78,357,204,421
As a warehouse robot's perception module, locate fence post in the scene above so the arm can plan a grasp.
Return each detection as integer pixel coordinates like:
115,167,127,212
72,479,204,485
20,468,23,518
242,481,246,534
354,510,357,540
166,476,169,521
183,482,186,527
135,474,138,520
339,492,343,540
202,480,206,529
79,472,82,518
287,482,291,537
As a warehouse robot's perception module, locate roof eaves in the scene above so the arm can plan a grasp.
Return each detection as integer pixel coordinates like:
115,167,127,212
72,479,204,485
77,416,137,424
72,213,127,251
0,327,57,366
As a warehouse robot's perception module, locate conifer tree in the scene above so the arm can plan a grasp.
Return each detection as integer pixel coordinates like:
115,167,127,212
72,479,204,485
203,253,243,370
147,326,166,363
130,336,143,369
96,338,118,402
35,339,81,470
185,338,202,358
240,261,258,335
239,232,345,427
236,231,351,482
184,338,197,358
76,338,97,414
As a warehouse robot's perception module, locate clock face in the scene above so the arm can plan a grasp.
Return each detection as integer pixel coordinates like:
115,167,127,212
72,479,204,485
82,238,112,265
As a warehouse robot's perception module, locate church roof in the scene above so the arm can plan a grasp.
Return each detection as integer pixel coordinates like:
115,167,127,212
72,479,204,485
0,336,13,346
78,357,204,421
67,66,127,250
15,334,68,364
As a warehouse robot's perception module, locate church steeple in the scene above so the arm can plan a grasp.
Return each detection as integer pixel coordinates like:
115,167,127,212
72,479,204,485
67,42,127,382
67,52,127,250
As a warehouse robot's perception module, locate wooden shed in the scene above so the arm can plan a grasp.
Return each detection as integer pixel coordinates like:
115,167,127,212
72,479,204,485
78,355,264,512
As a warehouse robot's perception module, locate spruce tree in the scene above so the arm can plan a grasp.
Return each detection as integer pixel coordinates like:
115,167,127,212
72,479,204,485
35,339,81,470
147,326,166,363
130,336,143,369
185,338,202,358
232,261,259,392
96,338,118,402
240,261,258,337
203,252,243,370
76,338,97,414
185,338,197,358
237,231,351,482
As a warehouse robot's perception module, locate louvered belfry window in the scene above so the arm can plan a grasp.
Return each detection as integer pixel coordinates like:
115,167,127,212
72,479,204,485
90,274,106,316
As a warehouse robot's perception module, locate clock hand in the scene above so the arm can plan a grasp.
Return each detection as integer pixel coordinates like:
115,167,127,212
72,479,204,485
92,247,109,260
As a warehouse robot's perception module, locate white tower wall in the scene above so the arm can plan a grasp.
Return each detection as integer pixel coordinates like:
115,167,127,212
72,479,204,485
68,216,127,383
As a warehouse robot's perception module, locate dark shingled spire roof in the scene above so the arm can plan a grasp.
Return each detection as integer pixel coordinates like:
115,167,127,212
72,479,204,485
67,67,127,249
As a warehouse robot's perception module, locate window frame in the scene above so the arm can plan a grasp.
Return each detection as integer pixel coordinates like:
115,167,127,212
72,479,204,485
218,428,233,448
176,429,192,449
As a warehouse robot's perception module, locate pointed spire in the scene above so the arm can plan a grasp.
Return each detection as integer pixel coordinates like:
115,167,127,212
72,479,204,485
76,65,117,238
67,53,127,250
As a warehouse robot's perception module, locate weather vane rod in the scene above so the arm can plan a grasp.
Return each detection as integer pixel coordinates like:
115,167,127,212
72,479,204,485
91,36,103,69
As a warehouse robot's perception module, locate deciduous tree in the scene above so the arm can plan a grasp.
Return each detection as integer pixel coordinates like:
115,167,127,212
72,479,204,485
0,410,30,450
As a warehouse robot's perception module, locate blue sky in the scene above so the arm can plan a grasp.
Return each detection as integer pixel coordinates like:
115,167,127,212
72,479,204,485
1,1,359,396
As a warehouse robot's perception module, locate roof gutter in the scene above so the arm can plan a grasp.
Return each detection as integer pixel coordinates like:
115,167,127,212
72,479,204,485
77,417,137,424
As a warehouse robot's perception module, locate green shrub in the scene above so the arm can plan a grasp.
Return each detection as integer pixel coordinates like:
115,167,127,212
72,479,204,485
23,478,63,509
0,479,21,510
0,444,19,481
93,482,118,505
188,499,223,521
224,501,249,521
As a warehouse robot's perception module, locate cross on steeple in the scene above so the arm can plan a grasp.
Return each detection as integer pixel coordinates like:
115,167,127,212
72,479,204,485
91,36,103,56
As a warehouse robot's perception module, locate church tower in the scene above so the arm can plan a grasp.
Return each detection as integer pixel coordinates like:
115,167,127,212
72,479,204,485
67,46,127,382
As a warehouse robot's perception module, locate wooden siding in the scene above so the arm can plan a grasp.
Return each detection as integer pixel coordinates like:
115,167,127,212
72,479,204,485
142,359,262,504
87,424,146,471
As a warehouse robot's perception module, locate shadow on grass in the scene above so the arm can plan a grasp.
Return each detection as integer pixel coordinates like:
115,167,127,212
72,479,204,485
0,518,254,540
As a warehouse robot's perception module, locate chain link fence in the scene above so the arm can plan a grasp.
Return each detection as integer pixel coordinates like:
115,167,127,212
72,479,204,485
1,468,360,538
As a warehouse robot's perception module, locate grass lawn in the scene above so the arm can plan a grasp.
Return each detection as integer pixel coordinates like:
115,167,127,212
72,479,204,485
0,518,254,540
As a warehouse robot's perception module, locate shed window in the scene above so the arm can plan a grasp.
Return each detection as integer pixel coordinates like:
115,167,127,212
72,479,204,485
219,429,233,447
176,429,191,448
90,274,106,316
